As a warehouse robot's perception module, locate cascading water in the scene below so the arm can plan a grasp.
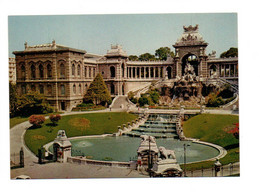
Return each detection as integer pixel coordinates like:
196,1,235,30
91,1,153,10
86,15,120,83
126,114,179,139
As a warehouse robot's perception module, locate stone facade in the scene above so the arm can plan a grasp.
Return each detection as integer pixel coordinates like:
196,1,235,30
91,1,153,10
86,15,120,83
13,25,238,111
9,57,16,84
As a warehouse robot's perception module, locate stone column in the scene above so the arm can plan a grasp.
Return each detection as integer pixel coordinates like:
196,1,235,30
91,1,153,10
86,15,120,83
153,67,156,78
149,67,151,79
158,67,161,78
131,67,133,79
229,64,231,77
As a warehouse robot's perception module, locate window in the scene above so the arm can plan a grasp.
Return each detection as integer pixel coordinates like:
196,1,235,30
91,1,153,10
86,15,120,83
60,63,65,78
73,84,76,94
84,67,87,78
79,84,82,94
72,64,75,76
31,85,36,92
31,64,36,79
39,64,44,79
21,65,26,79
61,85,65,95
47,64,52,78
89,67,91,77
39,85,44,94
21,85,26,94
47,85,52,95
77,65,81,76
110,66,115,78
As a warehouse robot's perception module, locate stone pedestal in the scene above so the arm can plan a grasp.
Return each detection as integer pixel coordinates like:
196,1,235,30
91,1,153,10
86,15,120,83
53,130,71,163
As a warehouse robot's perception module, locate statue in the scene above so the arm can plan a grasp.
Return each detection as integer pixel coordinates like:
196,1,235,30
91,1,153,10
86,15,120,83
159,146,176,160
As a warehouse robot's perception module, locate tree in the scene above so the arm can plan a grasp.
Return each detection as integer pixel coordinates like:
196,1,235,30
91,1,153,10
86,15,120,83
220,47,238,58
29,115,45,127
9,82,18,117
84,73,112,106
17,91,53,116
139,53,156,61
228,123,239,139
155,47,175,60
49,114,61,125
128,55,139,61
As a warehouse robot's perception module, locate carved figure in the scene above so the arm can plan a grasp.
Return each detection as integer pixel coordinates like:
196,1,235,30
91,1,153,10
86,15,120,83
159,146,176,160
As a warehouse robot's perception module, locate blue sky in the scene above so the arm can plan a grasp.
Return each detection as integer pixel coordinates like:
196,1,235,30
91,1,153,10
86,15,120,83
8,13,237,57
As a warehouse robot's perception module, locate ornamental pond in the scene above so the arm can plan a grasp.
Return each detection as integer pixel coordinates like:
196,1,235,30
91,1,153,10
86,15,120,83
49,114,220,164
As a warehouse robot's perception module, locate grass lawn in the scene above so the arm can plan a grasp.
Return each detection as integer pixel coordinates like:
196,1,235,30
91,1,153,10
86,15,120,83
24,112,138,155
183,114,239,148
10,112,64,129
10,116,29,129
182,114,239,171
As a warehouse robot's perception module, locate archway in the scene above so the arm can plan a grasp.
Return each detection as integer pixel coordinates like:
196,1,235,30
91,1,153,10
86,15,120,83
181,54,199,76
166,66,172,79
209,64,217,77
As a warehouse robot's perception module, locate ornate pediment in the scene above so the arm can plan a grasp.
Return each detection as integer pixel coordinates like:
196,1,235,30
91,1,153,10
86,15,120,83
183,24,199,32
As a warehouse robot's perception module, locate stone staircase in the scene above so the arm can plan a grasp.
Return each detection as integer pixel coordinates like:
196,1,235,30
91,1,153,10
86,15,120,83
110,96,132,109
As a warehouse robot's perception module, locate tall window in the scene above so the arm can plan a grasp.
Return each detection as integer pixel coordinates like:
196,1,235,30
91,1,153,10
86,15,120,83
73,84,76,94
60,63,65,78
89,67,91,77
72,64,75,76
79,84,82,94
21,85,26,95
31,85,36,92
85,84,88,93
39,85,44,94
21,65,26,79
47,64,52,78
110,66,115,78
84,67,87,78
39,64,44,79
61,85,65,95
77,64,81,76
47,85,52,95
31,64,36,79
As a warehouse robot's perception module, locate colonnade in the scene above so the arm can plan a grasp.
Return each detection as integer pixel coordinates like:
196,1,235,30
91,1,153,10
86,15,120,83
218,64,238,78
126,66,166,79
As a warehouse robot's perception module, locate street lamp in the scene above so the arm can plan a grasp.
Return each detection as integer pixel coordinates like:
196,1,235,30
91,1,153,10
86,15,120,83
183,143,190,177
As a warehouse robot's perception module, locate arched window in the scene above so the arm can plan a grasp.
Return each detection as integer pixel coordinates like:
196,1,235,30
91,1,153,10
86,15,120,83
39,85,44,94
61,85,65,95
84,67,87,78
77,64,81,76
72,64,75,76
85,84,88,93
31,64,36,79
93,68,96,77
73,84,76,94
21,85,26,95
166,66,172,79
79,84,82,94
39,64,44,79
111,84,115,94
60,63,65,78
110,66,115,78
21,65,26,79
47,64,52,78
121,63,124,77
31,85,36,92
47,85,52,95
89,67,91,77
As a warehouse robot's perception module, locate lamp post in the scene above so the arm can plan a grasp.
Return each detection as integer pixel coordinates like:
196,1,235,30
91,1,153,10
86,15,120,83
148,135,152,177
183,144,190,177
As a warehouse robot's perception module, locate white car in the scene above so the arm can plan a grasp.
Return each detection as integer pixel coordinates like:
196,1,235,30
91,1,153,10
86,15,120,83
14,175,31,179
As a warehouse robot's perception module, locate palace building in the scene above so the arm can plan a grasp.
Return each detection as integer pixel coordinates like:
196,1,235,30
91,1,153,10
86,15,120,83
13,25,238,111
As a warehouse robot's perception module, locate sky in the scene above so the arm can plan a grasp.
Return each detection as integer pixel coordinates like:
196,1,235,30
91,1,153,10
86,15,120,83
8,13,237,58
